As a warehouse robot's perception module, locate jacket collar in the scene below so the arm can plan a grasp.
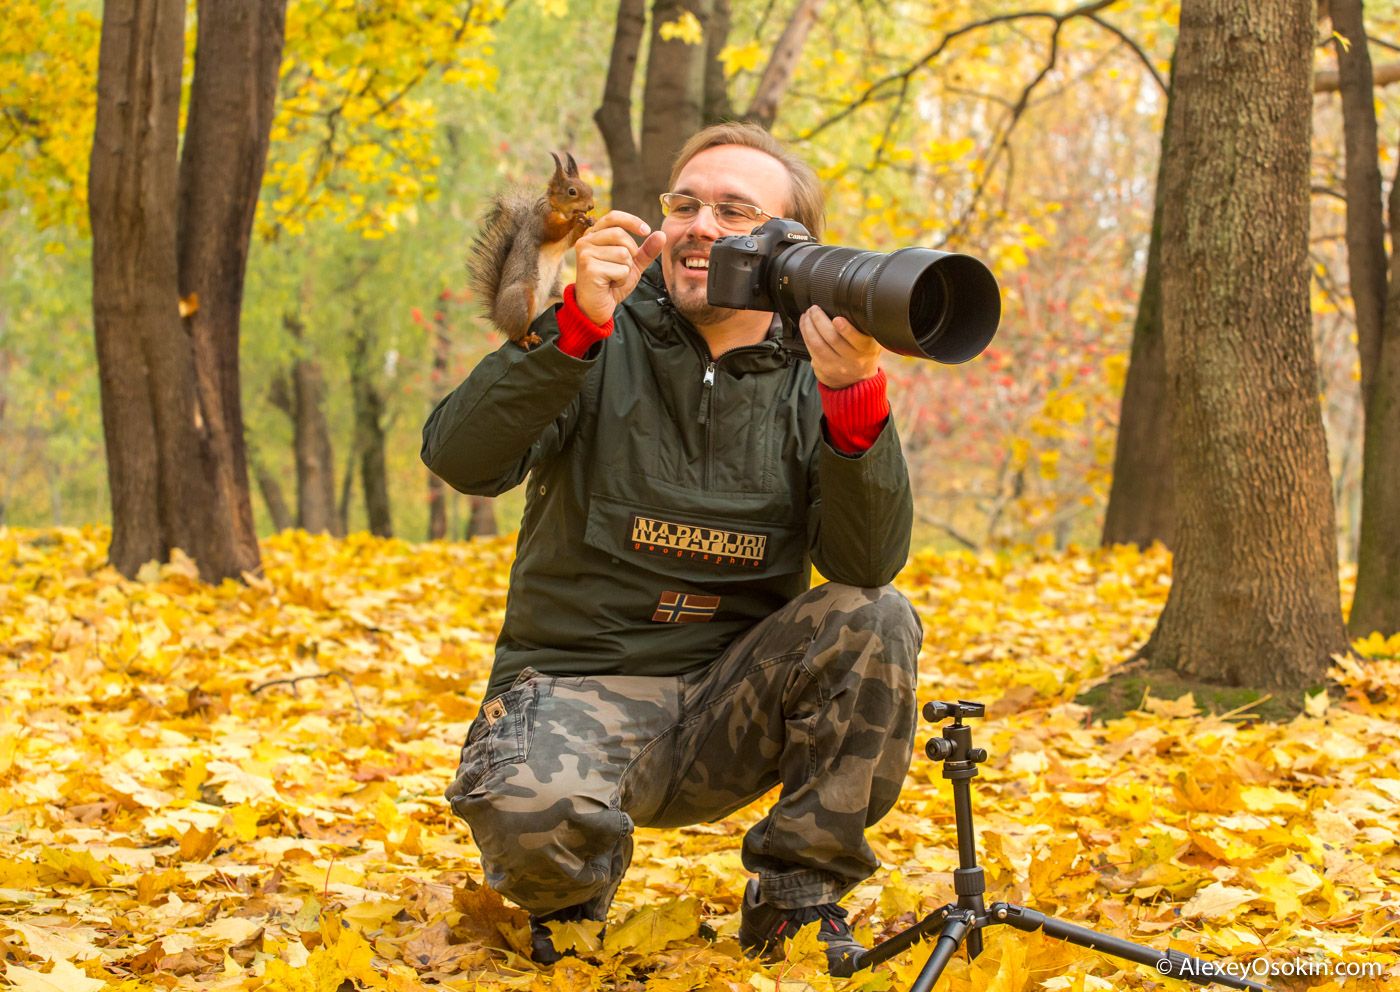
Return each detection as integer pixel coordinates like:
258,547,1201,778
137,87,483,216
631,261,791,374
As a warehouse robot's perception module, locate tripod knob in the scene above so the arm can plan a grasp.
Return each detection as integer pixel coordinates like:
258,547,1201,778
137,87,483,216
923,701,950,721
926,738,954,761
969,748,988,763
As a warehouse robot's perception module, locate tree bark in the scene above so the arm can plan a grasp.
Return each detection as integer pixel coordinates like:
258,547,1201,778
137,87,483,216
1350,145,1400,636
637,0,711,229
1102,60,1176,550
1143,0,1346,690
251,451,293,531
427,309,450,541
744,0,825,129
350,330,392,538
467,495,498,538
270,313,340,535
90,0,284,582
1331,0,1387,405
702,0,733,124
595,0,648,218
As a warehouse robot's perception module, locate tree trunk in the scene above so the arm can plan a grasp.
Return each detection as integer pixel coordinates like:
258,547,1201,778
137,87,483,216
268,314,341,536
467,495,498,538
1102,62,1176,550
357,381,392,538
350,330,392,538
90,0,284,582
1331,0,1387,405
637,0,711,229
595,0,649,218
337,432,357,537
1142,0,1346,690
251,452,293,531
702,0,733,124
427,310,450,541
1350,147,1400,636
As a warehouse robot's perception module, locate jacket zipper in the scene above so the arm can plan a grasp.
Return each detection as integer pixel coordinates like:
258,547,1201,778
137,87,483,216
661,296,781,491
698,362,717,487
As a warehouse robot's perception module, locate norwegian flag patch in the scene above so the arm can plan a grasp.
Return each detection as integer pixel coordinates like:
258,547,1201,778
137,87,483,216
652,591,721,623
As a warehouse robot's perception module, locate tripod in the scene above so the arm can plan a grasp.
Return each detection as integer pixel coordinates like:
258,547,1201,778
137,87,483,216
845,701,1269,992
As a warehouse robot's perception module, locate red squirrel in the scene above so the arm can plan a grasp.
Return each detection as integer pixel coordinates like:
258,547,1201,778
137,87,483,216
467,152,595,349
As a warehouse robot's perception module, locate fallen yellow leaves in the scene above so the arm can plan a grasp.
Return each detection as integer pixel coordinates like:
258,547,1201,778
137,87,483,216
0,527,1396,990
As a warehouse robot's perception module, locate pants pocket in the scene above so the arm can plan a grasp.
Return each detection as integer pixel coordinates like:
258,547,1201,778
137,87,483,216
445,673,540,806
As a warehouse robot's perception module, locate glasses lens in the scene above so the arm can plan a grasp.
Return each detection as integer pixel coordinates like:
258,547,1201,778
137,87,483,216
716,203,762,227
662,194,700,217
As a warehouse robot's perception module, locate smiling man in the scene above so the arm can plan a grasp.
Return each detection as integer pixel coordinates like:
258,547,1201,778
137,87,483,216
422,123,920,975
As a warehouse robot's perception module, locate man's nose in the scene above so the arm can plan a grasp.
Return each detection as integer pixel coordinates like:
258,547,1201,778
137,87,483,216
688,203,723,239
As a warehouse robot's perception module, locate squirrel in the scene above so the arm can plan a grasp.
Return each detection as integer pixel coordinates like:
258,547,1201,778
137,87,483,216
467,152,596,349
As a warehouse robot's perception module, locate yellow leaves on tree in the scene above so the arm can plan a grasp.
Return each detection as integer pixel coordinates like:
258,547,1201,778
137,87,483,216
0,1,99,232
1,1,504,243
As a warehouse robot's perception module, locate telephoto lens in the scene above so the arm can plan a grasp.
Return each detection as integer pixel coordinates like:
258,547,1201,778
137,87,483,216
770,244,1000,362
707,218,1001,363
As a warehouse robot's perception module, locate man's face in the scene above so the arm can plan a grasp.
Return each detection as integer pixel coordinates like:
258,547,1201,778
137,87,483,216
660,145,793,327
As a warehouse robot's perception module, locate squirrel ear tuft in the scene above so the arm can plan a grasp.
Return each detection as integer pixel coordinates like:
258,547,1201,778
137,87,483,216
550,152,566,179
565,152,580,177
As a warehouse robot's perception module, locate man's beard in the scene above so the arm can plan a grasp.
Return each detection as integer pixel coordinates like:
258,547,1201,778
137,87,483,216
673,289,738,328
669,240,740,327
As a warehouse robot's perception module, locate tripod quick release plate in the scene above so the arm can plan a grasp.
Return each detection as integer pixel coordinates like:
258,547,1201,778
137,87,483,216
923,700,985,722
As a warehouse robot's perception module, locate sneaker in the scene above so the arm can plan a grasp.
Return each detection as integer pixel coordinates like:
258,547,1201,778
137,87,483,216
528,903,606,965
738,879,866,976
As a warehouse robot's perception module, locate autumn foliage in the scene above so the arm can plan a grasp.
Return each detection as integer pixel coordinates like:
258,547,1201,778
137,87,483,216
0,528,1396,990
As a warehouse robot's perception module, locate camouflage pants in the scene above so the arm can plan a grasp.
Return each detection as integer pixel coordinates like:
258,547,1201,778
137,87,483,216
445,583,920,916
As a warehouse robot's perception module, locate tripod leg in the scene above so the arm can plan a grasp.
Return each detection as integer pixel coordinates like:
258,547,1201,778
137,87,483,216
991,904,1269,992
909,912,976,992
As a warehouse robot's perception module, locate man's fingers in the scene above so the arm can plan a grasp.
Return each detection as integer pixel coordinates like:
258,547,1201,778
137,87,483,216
584,244,635,269
634,230,667,271
590,210,653,239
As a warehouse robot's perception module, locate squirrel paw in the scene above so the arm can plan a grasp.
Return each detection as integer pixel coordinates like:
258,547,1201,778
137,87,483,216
517,332,543,350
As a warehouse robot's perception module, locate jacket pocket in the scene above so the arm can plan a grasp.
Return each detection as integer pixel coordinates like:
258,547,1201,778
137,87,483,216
582,491,807,584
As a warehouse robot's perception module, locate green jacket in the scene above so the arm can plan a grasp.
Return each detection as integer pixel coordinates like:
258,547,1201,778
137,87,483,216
422,264,913,701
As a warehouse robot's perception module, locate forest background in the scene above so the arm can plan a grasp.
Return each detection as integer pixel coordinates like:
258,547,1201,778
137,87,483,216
6,0,1395,558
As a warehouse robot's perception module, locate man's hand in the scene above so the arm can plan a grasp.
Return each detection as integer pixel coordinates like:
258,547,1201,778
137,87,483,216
799,306,882,389
573,211,667,325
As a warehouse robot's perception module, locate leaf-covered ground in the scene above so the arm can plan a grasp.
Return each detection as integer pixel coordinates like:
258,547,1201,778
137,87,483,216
1,528,1396,992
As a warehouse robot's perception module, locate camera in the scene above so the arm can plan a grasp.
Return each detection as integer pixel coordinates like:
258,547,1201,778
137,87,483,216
706,218,1001,363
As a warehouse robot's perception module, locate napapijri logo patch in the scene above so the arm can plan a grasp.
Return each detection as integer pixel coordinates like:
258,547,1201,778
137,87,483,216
652,591,721,623
629,513,768,568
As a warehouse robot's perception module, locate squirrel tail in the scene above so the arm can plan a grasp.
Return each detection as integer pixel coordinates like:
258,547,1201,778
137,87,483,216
466,191,534,315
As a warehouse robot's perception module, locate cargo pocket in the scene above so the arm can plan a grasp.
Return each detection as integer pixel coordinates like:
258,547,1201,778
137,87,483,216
444,670,541,809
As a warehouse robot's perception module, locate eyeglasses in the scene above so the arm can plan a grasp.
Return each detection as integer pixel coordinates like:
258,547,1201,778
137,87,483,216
659,192,772,231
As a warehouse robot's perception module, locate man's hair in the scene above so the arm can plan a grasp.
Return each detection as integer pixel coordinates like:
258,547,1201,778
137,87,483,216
668,122,825,239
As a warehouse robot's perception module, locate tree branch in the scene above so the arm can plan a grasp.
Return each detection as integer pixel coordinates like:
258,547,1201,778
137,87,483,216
802,0,1119,141
249,670,366,722
745,0,827,129
1085,13,1167,93
1314,60,1400,92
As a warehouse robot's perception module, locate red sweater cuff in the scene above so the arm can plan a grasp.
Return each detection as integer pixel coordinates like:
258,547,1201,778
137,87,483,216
556,284,613,358
819,370,890,455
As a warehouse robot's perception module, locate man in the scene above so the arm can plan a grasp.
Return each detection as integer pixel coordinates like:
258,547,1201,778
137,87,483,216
422,123,920,976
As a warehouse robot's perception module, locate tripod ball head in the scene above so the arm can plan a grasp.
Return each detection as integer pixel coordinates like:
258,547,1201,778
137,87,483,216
923,700,986,723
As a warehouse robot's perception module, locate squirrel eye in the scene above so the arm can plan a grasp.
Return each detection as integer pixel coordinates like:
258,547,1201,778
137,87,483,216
568,186,578,196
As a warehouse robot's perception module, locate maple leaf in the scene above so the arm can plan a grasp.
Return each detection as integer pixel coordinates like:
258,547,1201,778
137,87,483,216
603,898,701,955
3,960,106,992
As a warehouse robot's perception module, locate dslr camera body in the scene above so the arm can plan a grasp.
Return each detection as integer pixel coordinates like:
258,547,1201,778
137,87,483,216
706,217,1001,363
